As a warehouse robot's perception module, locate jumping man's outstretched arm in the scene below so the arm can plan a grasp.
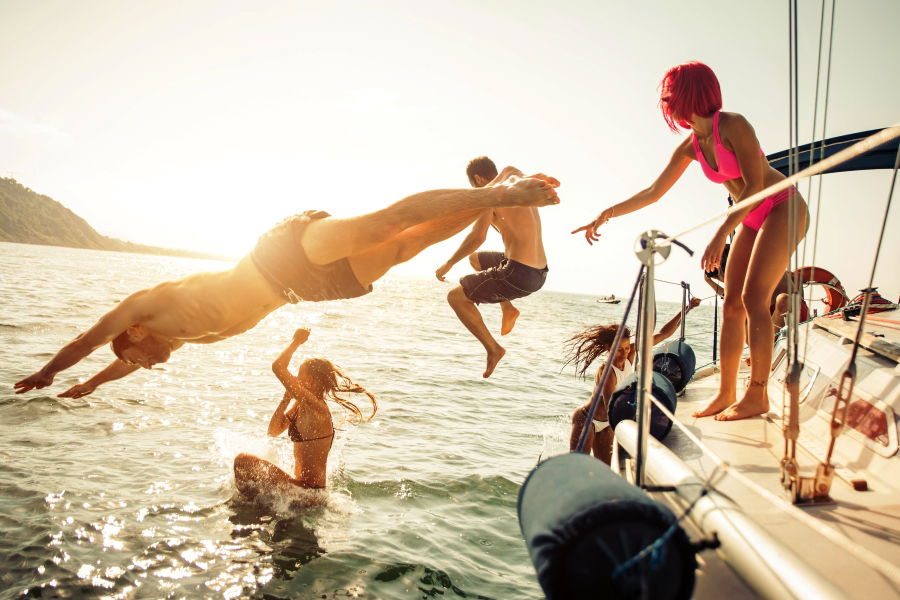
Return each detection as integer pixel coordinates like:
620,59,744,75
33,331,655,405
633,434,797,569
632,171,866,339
435,210,494,281
56,338,187,398
14,296,145,394
57,360,141,398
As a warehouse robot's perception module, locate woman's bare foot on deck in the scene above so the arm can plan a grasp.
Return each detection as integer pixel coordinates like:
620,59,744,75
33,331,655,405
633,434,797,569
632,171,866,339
692,392,736,418
715,380,769,421
500,304,520,336
484,345,506,378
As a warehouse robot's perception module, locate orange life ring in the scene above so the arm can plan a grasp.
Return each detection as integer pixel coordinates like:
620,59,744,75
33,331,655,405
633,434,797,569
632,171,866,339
792,267,849,313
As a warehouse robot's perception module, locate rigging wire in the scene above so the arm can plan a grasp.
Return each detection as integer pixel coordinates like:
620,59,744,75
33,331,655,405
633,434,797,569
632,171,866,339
864,145,900,291
802,0,837,362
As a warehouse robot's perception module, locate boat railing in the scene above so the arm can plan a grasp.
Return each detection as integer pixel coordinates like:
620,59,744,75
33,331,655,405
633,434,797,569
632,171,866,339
616,125,900,588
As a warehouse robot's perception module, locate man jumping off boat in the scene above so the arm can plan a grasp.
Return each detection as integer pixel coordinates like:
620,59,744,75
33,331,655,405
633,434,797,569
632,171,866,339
13,177,560,397
435,157,552,378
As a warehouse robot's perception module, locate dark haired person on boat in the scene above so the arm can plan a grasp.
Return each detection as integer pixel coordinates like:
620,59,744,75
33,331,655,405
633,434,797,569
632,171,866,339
233,328,376,497
435,156,553,378
566,297,700,463
573,61,809,421
704,243,809,332
14,177,560,398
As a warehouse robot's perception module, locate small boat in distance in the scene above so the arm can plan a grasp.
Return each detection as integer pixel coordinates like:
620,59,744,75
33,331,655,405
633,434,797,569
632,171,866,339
597,294,620,304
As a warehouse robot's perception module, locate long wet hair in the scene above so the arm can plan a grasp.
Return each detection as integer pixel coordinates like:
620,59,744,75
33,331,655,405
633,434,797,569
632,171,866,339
563,325,631,379
299,358,377,424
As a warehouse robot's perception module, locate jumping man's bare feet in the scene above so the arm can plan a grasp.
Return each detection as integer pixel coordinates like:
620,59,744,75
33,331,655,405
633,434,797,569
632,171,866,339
484,345,506,378
497,177,560,207
715,379,769,421
500,303,520,336
692,392,736,418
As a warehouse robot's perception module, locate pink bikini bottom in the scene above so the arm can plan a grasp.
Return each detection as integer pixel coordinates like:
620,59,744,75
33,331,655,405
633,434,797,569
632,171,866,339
741,187,796,231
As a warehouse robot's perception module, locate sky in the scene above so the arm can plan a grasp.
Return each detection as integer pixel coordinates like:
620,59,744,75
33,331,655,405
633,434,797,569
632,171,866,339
2,0,898,302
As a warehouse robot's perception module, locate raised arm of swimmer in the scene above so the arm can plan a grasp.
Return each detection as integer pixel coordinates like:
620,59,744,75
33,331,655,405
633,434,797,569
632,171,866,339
271,328,319,405
652,296,700,344
571,142,693,244
13,296,146,394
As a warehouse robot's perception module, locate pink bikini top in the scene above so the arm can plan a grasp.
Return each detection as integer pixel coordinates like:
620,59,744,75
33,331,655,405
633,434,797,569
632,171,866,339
692,111,758,183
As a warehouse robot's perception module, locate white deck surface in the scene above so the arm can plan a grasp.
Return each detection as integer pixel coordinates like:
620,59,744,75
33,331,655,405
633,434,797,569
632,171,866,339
655,366,900,599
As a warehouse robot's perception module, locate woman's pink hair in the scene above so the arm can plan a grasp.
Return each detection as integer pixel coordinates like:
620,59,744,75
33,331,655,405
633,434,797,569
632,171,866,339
659,61,722,132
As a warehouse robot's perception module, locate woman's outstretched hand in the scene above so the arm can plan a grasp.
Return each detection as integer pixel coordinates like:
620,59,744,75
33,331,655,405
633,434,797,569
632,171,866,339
293,328,311,345
571,208,613,245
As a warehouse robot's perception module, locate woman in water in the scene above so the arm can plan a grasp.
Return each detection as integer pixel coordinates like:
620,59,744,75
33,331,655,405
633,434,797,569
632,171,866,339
233,328,376,498
573,61,808,421
567,298,700,463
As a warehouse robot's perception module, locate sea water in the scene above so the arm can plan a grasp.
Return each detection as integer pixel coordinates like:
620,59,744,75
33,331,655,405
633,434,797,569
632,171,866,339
0,242,715,599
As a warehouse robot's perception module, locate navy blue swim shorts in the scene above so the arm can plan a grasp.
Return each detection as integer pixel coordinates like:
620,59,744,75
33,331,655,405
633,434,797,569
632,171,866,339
460,251,548,304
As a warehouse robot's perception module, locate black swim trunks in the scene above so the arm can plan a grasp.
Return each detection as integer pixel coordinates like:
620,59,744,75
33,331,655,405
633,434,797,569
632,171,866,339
461,251,548,304
250,210,373,303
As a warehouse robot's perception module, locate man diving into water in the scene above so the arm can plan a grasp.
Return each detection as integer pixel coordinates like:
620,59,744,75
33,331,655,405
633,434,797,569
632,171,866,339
435,157,552,378
14,175,560,397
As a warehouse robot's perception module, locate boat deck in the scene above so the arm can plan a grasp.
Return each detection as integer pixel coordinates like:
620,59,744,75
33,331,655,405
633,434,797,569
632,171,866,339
656,366,900,599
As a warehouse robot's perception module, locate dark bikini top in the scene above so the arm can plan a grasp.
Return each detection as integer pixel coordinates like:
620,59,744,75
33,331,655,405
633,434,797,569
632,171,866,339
288,415,334,443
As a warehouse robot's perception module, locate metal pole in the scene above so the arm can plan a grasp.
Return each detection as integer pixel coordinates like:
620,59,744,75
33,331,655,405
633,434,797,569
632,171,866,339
713,294,719,364
634,255,657,488
679,282,688,341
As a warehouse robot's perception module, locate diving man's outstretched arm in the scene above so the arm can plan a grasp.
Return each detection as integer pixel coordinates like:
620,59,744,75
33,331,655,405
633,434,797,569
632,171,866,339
56,360,142,398
14,298,144,394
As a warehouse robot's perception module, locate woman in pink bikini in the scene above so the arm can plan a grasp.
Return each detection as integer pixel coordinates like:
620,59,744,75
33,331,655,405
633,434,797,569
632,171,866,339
573,61,808,421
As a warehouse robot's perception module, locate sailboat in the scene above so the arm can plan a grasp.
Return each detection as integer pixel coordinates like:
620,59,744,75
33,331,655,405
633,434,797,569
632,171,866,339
517,5,900,597
610,124,900,598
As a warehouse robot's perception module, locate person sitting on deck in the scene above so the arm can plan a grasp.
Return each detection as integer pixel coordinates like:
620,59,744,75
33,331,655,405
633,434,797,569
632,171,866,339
566,297,700,464
233,328,376,498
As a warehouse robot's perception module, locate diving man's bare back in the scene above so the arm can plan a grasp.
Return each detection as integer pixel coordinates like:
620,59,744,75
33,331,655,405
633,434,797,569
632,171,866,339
14,177,560,397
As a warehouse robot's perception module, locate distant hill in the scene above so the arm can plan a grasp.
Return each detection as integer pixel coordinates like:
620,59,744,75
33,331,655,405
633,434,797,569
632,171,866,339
0,177,225,260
